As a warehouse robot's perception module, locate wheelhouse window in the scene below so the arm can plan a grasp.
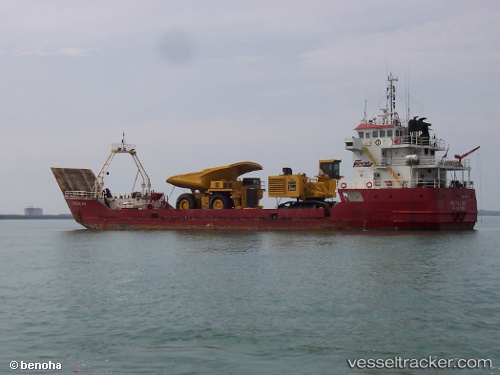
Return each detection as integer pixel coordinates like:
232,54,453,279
387,129,393,137
365,132,370,138
380,130,386,137
372,131,379,137
358,132,364,138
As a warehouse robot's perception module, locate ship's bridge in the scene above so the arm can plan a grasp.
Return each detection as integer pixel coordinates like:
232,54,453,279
345,122,445,151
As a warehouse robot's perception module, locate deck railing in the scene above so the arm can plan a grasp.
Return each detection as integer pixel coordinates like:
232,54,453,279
398,135,445,150
379,157,471,169
112,143,136,153
64,191,98,198
340,178,474,190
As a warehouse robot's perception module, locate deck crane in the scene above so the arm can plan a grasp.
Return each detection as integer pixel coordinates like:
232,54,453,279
95,133,151,197
454,146,480,163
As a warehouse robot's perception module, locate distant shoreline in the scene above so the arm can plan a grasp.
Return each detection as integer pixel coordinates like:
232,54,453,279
479,210,500,216
0,214,73,220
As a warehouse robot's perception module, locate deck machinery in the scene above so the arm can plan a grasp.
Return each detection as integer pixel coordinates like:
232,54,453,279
166,159,342,210
267,159,342,209
166,162,265,209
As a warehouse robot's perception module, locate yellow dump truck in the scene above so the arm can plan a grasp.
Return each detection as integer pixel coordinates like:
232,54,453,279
166,162,265,209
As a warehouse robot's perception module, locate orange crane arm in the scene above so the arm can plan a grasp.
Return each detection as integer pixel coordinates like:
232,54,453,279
454,146,480,161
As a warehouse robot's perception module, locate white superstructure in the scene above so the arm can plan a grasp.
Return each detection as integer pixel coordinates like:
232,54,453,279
343,74,477,190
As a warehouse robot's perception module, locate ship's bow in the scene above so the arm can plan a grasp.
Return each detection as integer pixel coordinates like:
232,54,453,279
51,167,99,225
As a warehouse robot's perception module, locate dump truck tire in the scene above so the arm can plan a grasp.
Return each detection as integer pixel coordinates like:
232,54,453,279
176,193,198,210
209,193,232,209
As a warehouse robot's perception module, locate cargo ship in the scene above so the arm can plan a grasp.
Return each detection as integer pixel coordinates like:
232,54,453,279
52,74,478,230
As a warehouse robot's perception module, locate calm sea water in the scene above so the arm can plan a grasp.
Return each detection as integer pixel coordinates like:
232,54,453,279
1,217,499,375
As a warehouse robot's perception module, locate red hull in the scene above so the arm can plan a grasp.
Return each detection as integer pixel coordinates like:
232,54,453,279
64,187,477,230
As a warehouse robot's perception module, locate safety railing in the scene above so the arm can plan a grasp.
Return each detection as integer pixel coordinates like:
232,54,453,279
64,191,98,198
112,143,136,153
397,135,446,150
379,157,471,169
339,179,474,190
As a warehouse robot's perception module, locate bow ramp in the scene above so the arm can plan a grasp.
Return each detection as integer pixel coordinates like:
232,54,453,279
51,168,97,196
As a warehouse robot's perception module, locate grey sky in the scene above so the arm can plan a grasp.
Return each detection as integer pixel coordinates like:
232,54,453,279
1,0,498,214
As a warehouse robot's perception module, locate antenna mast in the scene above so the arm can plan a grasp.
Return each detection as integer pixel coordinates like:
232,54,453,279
406,71,410,122
362,99,368,123
386,73,400,126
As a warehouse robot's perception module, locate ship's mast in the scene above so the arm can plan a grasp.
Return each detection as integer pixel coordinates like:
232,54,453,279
406,71,410,123
361,99,368,123
385,73,400,126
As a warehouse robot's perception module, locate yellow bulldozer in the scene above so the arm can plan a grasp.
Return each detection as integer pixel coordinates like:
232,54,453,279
166,161,265,209
267,159,342,210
